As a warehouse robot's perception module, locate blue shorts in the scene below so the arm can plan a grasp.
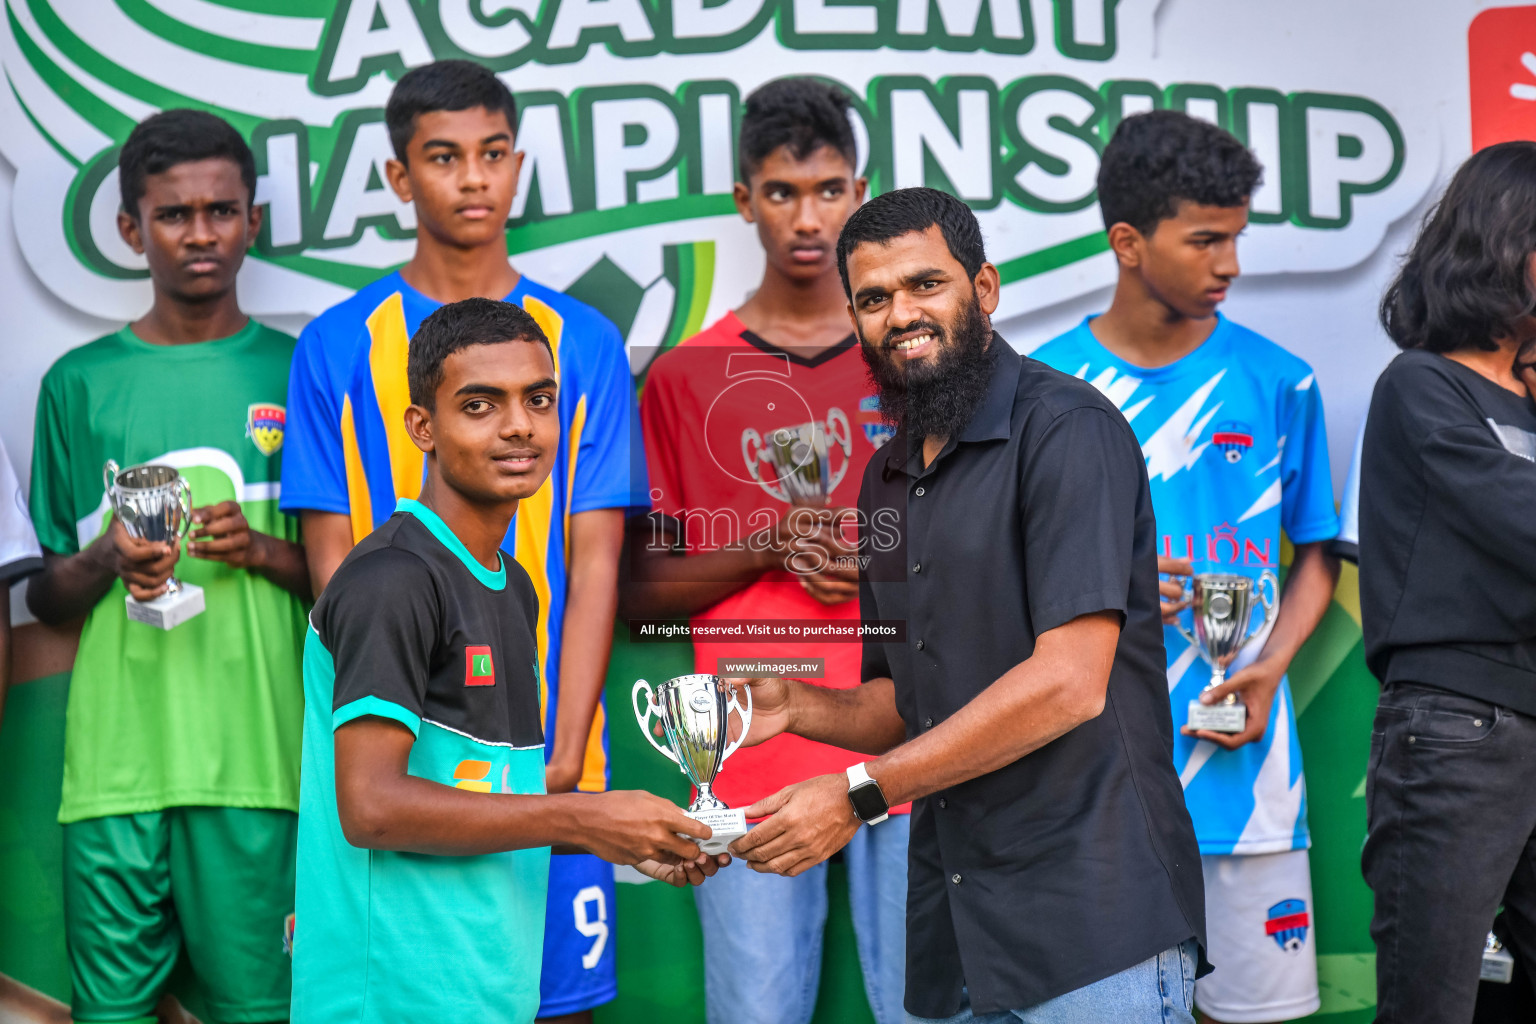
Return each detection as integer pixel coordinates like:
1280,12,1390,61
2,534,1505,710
538,852,618,1016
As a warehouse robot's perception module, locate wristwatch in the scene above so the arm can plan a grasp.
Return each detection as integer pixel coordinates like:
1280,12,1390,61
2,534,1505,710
845,762,890,825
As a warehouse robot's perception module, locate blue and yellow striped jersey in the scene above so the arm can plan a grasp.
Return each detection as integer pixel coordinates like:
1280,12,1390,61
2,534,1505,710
282,271,648,790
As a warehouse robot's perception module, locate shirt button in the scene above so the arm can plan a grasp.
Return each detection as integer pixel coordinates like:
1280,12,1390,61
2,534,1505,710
938,797,948,809
915,486,926,496
915,639,925,651
912,562,922,574
924,717,934,729
951,873,962,885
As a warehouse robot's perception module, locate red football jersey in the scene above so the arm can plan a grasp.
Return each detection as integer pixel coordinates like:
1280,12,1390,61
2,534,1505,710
640,312,907,812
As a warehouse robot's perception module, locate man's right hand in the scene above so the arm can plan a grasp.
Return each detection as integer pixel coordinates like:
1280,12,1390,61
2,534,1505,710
789,508,862,604
577,789,711,866
1157,556,1194,624
725,676,794,747
102,519,179,601
754,506,850,571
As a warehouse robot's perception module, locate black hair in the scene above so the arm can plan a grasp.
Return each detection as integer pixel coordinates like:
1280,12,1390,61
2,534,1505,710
836,187,986,296
385,60,519,161
738,77,858,182
408,298,552,409
1096,110,1262,235
118,109,256,217
1382,142,1536,353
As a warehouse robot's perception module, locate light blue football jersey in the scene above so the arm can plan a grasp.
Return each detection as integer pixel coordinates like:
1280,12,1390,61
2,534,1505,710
1033,314,1339,854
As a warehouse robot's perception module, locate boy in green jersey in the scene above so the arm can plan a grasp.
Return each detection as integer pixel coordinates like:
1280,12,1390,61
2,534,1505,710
292,298,724,1024
27,110,311,1024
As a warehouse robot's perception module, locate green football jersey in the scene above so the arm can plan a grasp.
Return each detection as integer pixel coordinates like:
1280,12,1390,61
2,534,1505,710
30,321,308,824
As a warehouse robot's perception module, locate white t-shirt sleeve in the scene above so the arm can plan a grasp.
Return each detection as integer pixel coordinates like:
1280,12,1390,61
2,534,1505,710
1332,418,1366,561
0,437,43,583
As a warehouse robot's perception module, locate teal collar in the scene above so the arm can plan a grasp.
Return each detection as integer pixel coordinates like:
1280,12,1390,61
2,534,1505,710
395,499,506,590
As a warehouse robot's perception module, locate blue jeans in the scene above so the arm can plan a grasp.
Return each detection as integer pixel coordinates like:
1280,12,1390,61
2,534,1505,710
695,814,910,1024
905,940,1198,1024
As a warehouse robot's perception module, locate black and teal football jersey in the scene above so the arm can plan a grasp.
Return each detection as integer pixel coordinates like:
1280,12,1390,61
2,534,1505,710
292,498,548,1023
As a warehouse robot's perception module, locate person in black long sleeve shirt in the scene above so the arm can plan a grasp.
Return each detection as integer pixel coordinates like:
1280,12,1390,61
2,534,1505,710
1359,141,1536,1024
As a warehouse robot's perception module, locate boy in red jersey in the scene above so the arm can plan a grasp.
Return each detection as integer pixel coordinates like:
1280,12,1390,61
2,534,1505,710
624,78,907,1024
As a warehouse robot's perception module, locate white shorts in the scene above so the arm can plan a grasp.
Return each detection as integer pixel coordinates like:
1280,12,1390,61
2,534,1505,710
1195,849,1321,1023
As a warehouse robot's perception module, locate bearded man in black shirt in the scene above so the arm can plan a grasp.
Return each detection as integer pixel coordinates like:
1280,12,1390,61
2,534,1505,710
730,188,1207,1022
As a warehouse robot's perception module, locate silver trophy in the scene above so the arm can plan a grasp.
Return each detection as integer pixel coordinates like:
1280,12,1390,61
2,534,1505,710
741,410,852,505
633,674,754,855
103,461,205,629
1175,571,1278,733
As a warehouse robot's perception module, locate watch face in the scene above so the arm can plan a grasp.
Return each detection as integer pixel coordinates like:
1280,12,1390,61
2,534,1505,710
848,781,888,822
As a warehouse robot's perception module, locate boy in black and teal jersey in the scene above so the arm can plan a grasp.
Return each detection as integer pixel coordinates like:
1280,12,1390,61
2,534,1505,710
27,110,311,1024
281,64,647,1019
291,299,724,1024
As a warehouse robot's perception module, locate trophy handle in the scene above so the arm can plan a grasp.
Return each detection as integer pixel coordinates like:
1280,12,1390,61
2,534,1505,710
102,460,120,506
741,429,764,482
826,408,852,494
632,680,680,766
741,428,788,503
172,475,195,547
1253,569,1279,632
1171,576,1201,652
719,679,754,763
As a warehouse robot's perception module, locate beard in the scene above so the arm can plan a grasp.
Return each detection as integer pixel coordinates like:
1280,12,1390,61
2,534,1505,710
860,293,998,441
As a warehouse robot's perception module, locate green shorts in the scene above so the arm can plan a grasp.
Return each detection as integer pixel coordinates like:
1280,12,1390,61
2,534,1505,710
63,807,296,1023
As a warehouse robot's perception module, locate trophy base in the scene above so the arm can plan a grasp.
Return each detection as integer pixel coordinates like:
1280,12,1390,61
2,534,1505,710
126,583,205,630
687,807,748,855
1187,699,1246,734
1482,944,1515,984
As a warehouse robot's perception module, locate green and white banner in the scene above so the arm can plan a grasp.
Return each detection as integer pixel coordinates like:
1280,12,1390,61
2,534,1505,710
2,0,1435,339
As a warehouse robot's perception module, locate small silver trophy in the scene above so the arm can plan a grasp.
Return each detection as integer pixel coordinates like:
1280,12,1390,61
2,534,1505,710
103,461,205,630
1482,931,1515,984
741,410,852,505
1175,571,1278,733
633,674,753,855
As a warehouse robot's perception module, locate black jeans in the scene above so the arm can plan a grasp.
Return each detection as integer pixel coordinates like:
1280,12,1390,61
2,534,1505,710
1363,681,1536,1024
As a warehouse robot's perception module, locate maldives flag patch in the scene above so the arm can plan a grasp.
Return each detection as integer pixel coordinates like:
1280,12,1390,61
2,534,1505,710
465,645,495,686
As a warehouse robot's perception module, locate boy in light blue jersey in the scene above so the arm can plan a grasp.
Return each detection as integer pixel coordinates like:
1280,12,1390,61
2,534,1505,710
1033,111,1340,1024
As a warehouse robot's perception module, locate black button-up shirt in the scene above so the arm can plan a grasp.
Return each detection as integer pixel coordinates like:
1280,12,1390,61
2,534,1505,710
858,339,1206,1017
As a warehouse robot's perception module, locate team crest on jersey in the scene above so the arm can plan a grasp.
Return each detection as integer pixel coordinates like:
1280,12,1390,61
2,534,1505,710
1265,899,1311,953
858,396,895,449
247,403,286,456
1212,420,1255,464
